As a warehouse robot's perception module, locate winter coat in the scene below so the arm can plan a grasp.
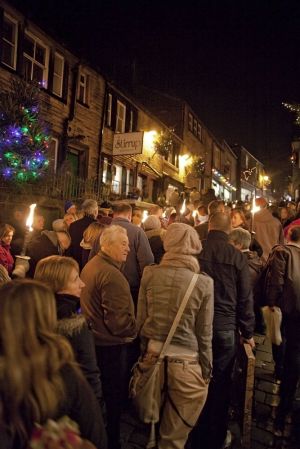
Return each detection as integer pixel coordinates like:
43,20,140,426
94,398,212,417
26,231,62,278
194,221,209,241
55,293,104,408
266,243,300,318
253,208,284,263
0,242,14,275
145,228,166,264
80,252,137,346
137,264,214,379
0,363,107,449
198,230,255,339
111,217,154,288
69,215,96,269
244,250,263,290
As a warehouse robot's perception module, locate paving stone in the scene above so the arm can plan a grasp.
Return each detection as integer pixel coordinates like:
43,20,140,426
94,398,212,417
255,350,273,363
257,380,280,395
265,393,280,407
252,426,275,446
255,390,266,403
251,439,268,449
254,335,267,345
254,402,272,420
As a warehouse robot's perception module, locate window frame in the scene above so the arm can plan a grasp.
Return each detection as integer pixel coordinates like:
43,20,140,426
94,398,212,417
188,112,193,132
49,137,59,173
129,109,134,132
197,123,202,141
78,72,88,104
52,52,65,97
2,13,18,70
116,100,126,133
106,93,112,127
23,30,49,87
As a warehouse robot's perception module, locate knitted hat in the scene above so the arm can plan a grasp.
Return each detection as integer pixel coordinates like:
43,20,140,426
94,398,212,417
163,223,202,255
143,215,161,231
64,200,75,213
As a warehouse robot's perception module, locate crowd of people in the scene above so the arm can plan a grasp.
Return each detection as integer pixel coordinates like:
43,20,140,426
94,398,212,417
0,191,299,449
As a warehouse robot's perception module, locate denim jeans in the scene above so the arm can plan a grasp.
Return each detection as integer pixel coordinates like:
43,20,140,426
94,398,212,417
190,329,237,449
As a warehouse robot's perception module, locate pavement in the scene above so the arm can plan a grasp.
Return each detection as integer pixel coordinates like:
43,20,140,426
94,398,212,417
120,334,300,449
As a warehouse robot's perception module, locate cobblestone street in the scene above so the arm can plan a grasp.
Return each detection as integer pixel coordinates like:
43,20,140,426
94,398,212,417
121,334,300,449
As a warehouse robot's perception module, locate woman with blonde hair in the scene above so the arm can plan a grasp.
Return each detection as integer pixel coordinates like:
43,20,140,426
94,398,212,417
80,222,106,268
34,256,105,413
0,279,107,449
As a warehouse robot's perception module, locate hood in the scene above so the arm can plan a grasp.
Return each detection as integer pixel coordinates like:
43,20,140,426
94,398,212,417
145,228,166,239
56,314,87,337
80,238,92,250
42,230,58,247
254,209,273,223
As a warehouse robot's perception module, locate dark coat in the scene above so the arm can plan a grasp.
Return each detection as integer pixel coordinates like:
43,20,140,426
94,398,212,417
1,364,107,449
55,293,104,409
145,228,165,264
198,230,255,339
26,231,61,277
69,215,96,269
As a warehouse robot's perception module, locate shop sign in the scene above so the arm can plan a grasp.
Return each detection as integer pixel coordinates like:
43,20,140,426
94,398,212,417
113,132,144,155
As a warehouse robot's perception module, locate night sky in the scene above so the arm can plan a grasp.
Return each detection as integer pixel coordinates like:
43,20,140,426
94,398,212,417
11,0,300,190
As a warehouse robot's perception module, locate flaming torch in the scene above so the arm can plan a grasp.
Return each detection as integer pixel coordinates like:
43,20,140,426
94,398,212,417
180,199,186,216
142,209,149,223
250,195,260,233
12,203,36,278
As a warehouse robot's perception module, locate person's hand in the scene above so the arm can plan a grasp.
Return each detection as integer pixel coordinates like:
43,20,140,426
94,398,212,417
242,337,255,349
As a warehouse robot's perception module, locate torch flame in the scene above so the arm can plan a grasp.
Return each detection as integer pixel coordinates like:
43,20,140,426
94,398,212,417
142,210,149,223
192,210,198,218
26,203,37,231
251,197,260,215
180,199,186,215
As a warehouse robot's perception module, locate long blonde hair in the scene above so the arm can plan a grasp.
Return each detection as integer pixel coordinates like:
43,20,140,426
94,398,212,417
35,255,79,293
0,279,75,441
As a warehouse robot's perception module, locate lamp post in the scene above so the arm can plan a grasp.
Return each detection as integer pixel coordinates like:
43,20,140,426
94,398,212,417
291,139,300,200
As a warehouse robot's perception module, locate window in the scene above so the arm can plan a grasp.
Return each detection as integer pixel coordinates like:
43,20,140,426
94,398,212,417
49,138,59,172
2,14,18,69
245,154,249,169
52,53,64,97
23,32,49,87
193,119,197,135
188,112,193,131
116,100,126,133
214,146,221,170
78,72,88,104
197,123,202,141
106,93,112,126
129,110,134,132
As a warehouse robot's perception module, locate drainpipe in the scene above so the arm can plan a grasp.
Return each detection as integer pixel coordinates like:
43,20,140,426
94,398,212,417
61,63,79,160
97,80,108,191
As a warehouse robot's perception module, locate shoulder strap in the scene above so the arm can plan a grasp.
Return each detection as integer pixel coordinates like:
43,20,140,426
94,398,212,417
158,273,198,361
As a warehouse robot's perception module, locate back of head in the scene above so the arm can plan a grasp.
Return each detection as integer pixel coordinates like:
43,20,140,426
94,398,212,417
255,197,267,209
288,225,300,243
0,279,74,440
35,255,79,293
229,227,251,250
144,215,161,231
149,205,162,216
208,200,224,216
209,212,232,234
163,223,202,255
81,199,98,217
112,203,132,217
83,222,105,244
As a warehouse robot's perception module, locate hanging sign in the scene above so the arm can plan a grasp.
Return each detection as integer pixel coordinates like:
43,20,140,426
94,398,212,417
113,132,144,155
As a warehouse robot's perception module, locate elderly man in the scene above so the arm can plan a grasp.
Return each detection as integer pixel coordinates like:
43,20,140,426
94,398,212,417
80,225,137,449
69,199,98,269
194,200,225,241
111,203,154,306
191,212,255,449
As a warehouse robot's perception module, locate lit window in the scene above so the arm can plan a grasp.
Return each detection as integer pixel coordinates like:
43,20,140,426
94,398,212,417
23,32,49,87
2,14,18,69
78,72,88,104
188,113,193,131
197,123,202,141
116,100,126,133
52,53,64,97
106,93,112,126
193,119,197,135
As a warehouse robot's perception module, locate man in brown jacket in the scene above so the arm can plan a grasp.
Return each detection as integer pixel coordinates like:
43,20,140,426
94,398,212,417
80,225,137,449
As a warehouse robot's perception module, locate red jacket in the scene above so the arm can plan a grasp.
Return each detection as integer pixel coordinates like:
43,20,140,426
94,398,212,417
0,242,14,275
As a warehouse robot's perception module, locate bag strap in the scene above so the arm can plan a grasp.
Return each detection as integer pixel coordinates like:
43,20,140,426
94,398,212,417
158,273,198,361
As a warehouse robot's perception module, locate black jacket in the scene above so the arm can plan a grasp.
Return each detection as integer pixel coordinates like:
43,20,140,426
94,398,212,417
55,293,104,410
26,231,61,277
1,364,107,449
69,215,96,269
198,230,255,339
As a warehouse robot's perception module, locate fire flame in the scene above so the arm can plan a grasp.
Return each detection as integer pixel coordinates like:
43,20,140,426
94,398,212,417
180,199,186,215
142,210,149,223
26,203,37,231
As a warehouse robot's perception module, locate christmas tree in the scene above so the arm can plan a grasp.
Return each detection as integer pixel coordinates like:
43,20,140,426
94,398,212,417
0,79,50,182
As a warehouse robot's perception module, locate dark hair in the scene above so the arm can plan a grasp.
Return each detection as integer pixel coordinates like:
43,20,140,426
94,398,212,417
289,225,300,242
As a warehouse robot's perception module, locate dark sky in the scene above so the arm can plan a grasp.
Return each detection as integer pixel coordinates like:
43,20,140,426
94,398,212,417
12,0,300,187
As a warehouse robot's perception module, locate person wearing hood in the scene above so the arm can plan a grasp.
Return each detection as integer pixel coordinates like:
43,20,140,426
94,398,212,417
143,215,166,264
137,223,214,449
34,255,105,417
26,226,71,278
252,197,284,264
